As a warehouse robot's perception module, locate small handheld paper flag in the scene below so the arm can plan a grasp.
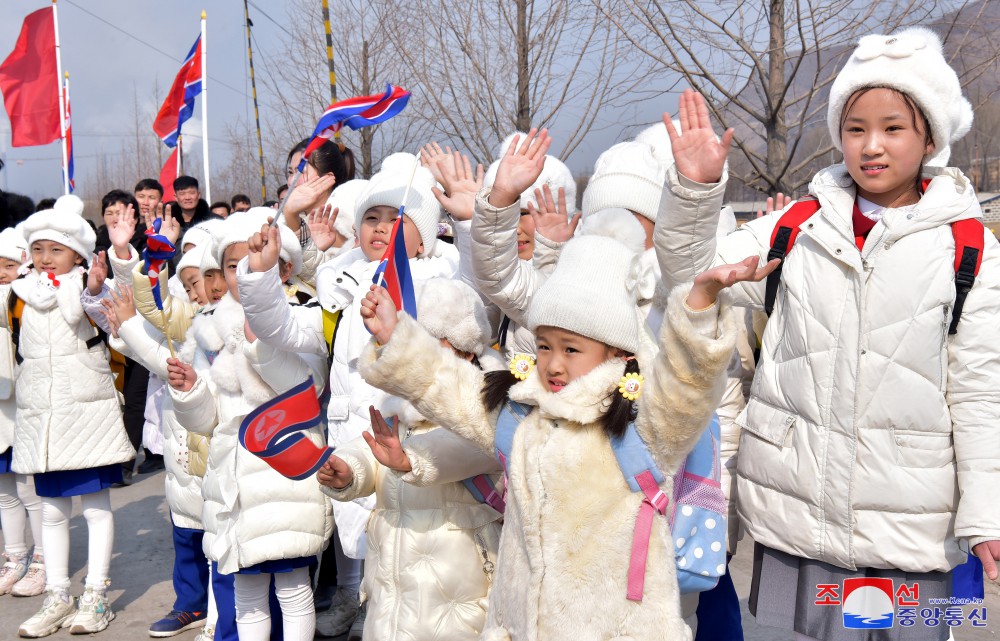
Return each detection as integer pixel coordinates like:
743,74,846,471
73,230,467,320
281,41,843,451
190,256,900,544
372,214,418,318
143,218,177,311
238,377,333,481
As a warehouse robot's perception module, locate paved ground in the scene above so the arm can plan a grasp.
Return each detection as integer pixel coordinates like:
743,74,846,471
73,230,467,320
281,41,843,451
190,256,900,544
1,469,997,639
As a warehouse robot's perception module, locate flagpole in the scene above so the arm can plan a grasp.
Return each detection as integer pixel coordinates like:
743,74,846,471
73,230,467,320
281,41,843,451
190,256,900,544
63,71,71,192
243,0,267,203
200,10,211,203
177,134,183,177
52,0,69,195
321,0,339,142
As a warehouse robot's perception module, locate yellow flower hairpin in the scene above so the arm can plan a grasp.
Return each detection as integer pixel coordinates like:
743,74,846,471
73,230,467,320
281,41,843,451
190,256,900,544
509,353,535,381
618,372,644,401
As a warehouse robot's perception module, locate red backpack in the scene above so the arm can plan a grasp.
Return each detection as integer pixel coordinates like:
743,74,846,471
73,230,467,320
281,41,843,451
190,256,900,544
764,196,984,335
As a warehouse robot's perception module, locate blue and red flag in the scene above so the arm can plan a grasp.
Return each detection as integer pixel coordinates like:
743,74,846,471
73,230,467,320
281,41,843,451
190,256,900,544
63,75,74,193
372,212,417,318
152,35,202,148
297,84,410,173
143,218,177,310
239,377,333,480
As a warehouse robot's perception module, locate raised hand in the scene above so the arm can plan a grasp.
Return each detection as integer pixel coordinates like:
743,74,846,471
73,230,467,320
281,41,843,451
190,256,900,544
360,285,399,345
166,357,197,392
101,284,136,326
687,256,781,311
87,251,108,296
432,150,484,222
306,204,345,251
283,173,337,230
160,205,181,246
528,184,580,242
317,454,354,489
419,142,455,185
664,89,734,185
488,128,551,209
247,222,281,273
756,192,793,219
362,406,412,472
108,205,137,260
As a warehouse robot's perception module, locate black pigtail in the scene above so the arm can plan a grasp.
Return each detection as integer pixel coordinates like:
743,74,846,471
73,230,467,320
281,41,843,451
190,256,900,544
482,369,519,413
602,358,640,440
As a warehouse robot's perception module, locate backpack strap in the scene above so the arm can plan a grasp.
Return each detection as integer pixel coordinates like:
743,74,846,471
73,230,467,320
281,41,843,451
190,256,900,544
610,423,669,602
463,399,532,514
496,315,511,351
949,218,984,335
321,307,343,369
764,199,822,316
7,293,24,365
461,474,506,514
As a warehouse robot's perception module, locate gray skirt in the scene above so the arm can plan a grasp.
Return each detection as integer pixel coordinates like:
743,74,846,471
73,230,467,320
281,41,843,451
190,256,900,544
750,544,952,641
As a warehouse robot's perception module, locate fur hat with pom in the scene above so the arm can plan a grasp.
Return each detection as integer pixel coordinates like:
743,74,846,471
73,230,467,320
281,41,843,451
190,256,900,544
354,153,440,256
634,120,679,171
527,210,645,354
827,27,973,167
181,219,224,252
326,179,369,242
20,194,95,264
484,132,577,212
581,141,664,222
415,278,492,357
0,227,28,263
214,208,303,277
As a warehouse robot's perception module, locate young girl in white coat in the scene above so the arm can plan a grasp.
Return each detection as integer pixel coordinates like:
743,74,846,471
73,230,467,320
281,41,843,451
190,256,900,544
236,153,459,637
5,196,135,637
0,227,45,598
656,27,1000,641
317,277,504,641
165,209,333,641
349,131,774,641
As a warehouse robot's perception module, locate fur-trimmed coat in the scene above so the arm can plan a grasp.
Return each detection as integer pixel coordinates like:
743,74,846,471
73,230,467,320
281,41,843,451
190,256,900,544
358,284,737,641
5,271,133,474
169,293,333,574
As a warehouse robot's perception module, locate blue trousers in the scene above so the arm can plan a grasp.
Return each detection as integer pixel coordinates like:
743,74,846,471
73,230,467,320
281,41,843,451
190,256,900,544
695,556,744,641
952,552,985,601
171,525,209,613
211,562,284,641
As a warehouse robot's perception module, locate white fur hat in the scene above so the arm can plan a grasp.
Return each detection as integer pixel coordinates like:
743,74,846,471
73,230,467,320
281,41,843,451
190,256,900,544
354,153,440,256
581,141,664,221
527,210,645,354
0,227,27,263
484,132,577,212
181,219,224,251
415,278,491,356
21,195,94,264
213,208,303,277
827,27,973,167
634,120,680,171
326,179,369,242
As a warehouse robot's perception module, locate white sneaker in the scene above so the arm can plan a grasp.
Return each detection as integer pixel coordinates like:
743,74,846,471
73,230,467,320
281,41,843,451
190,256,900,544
193,623,215,641
18,590,76,638
315,587,360,638
0,552,30,595
11,556,46,597
68,586,115,634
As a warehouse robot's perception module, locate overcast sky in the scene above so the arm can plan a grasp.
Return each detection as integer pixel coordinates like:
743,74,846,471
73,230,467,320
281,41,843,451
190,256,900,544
0,1,677,202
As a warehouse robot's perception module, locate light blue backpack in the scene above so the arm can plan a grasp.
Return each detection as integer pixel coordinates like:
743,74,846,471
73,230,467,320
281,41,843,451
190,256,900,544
463,401,727,600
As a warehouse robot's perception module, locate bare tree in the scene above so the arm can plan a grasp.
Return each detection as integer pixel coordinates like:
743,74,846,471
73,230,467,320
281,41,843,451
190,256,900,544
598,0,1000,197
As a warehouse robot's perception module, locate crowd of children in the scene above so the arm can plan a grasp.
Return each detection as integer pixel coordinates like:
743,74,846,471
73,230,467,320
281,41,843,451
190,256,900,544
0,24,998,641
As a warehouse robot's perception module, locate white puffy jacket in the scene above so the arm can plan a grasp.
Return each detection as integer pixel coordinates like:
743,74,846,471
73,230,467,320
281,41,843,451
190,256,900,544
655,163,1000,573
358,287,737,641
169,293,333,574
6,271,134,474
323,397,502,641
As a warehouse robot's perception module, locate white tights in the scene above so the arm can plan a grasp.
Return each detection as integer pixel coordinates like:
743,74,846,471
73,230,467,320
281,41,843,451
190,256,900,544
234,568,314,641
0,473,42,558
41,490,113,591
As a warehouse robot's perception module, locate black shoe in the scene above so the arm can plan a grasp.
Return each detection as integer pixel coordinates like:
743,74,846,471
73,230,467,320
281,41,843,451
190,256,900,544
138,454,165,474
113,467,133,488
313,585,337,612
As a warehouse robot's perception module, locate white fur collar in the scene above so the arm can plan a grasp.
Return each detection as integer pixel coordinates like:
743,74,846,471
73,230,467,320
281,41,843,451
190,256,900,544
12,268,85,326
508,357,625,425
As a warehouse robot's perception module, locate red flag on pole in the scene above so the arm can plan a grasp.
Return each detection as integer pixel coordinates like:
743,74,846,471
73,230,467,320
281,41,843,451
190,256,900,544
159,147,179,202
0,8,60,147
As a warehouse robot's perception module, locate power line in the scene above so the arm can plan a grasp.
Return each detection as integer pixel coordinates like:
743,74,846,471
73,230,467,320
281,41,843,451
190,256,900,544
246,1,296,41
61,0,248,99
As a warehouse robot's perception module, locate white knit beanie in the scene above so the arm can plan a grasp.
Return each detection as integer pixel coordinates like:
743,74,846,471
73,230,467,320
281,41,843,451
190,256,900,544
527,210,645,354
213,208,303,276
415,278,491,356
20,194,94,264
581,141,664,221
484,132,577,212
354,153,439,256
634,120,680,171
181,219,224,251
199,238,221,273
0,227,27,263
326,179,369,242
827,27,973,167
177,242,207,274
